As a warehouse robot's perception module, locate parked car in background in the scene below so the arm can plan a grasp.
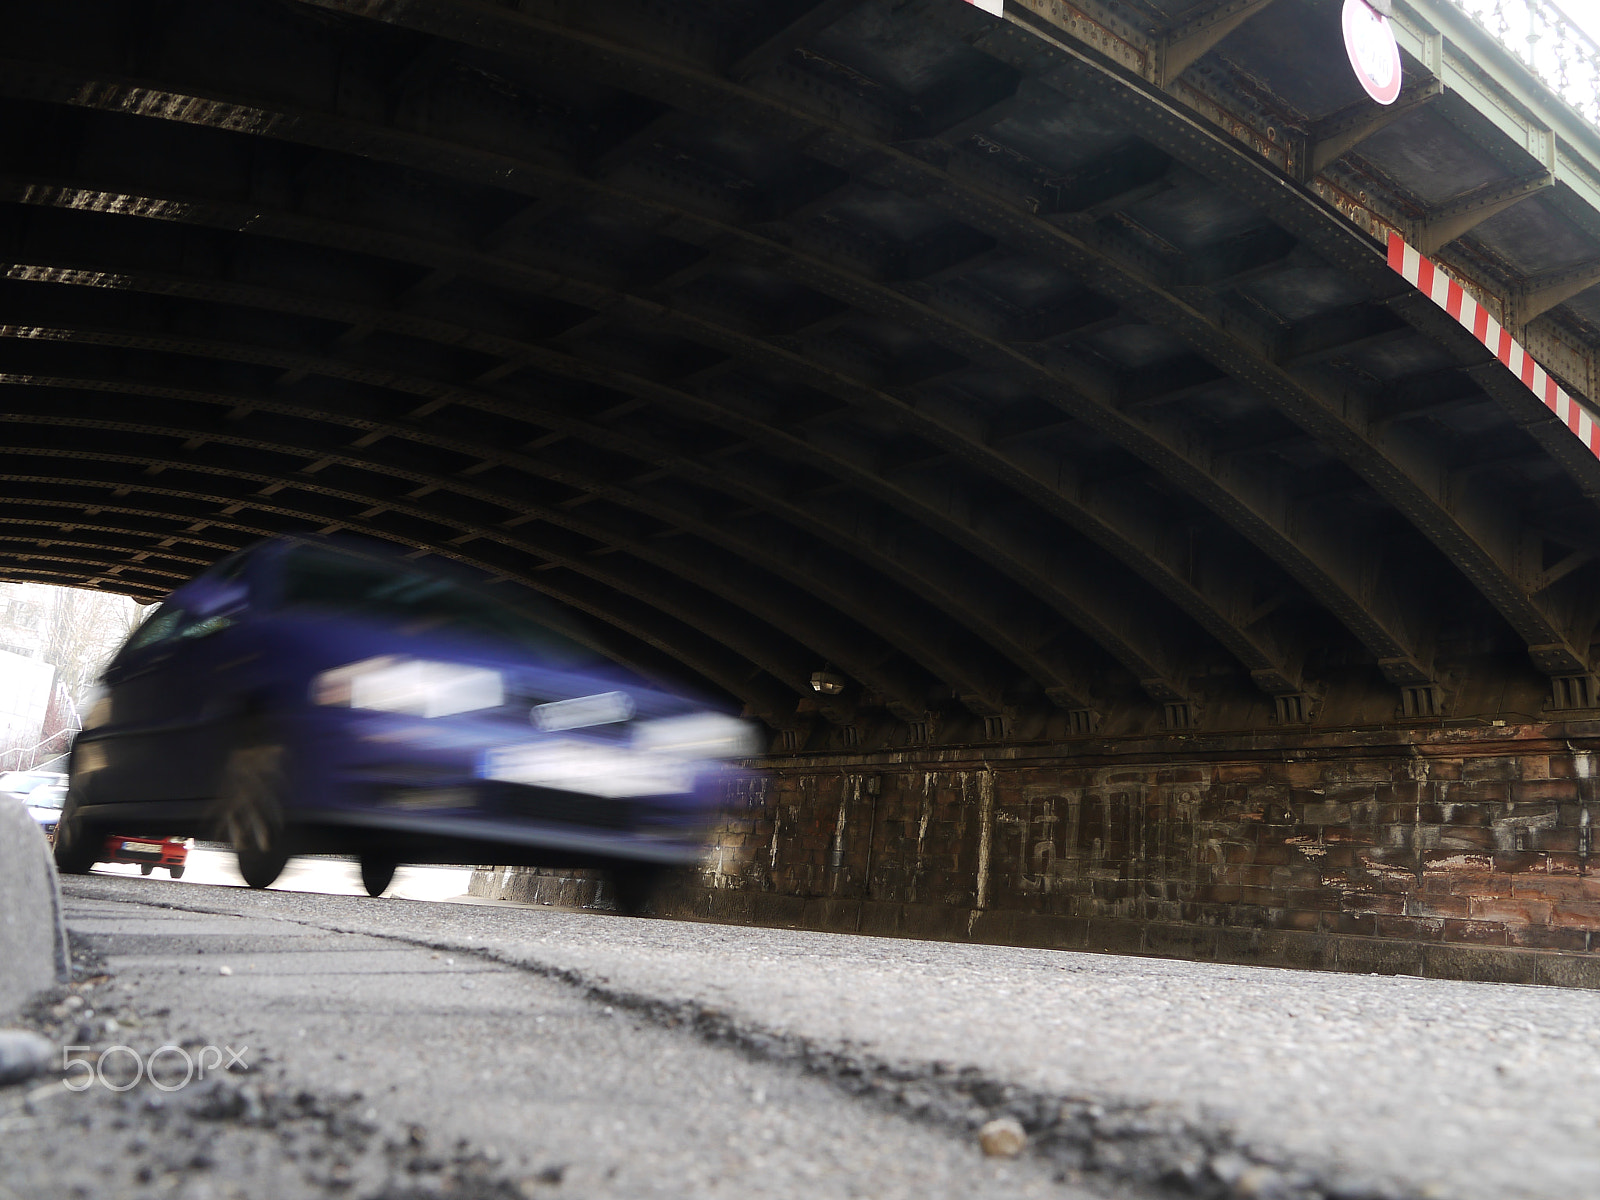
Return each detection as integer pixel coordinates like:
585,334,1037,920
6,771,66,843
100,834,189,878
1,769,67,803
53,536,756,907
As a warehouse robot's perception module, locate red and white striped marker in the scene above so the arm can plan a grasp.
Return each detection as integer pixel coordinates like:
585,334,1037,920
1387,232,1599,457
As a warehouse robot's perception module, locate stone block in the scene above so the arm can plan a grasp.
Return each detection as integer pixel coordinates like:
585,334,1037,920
1407,895,1471,919
1375,915,1444,940
749,892,806,928
1438,826,1495,850
1492,850,1545,874
1421,945,1538,985
1530,826,1581,853
1468,897,1551,925
1533,952,1600,988
1340,891,1404,915
1510,779,1579,804
1085,917,1145,955
1505,925,1589,952
1271,908,1322,932
1256,929,1335,971
1442,919,1509,945
1143,921,1210,960
1210,926,1269,963
1461,756,1519,781
1336,936,1424,976
1512,875,1600,901
1252,842,1292,866
1548,901,1600,930
1326,911,1377,936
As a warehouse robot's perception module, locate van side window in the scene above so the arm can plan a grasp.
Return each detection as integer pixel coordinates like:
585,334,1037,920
127,606,185,651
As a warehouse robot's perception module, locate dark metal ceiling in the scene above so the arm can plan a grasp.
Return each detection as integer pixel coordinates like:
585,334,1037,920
4,0,1600,748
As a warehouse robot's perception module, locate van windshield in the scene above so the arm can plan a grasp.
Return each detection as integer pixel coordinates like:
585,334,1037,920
279,547,599,667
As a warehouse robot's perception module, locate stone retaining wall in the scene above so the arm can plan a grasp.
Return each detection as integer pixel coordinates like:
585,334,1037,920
472,721,1600,987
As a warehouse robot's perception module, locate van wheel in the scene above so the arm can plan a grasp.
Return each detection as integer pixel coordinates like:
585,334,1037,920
360,855,397,898
169,865,185,880
52,792,100,875
140,864,153,876
220,737,290,890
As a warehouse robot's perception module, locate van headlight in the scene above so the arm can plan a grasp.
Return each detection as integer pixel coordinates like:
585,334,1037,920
313,657,504,718
632,713,761,759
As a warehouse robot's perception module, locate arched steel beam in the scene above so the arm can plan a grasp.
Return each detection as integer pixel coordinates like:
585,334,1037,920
0,492,776,709
0,481,907,729
424,3,1575,679
0,457,794,715
972,19,1600,503
0,334,960,720
0,533,206,573
0,256,1175,705
0,345,994,715
0,264,1134,711
0,390,833,701
255,0,1587,682
0,562,167,598
0,69,1317,693
227,0,1438,682
0,195,1219,704
0,209,1170,705
0,519,224,562
0,349,950,713
911,9,1600,675
0,547,190,586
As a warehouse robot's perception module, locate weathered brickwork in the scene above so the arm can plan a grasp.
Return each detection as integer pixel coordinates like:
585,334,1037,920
474,722,1600,987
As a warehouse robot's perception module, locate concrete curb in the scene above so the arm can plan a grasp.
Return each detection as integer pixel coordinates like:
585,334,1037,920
0,798,71,1016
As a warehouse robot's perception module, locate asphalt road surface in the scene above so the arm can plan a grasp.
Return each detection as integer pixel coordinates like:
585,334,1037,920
5,861,1597,1200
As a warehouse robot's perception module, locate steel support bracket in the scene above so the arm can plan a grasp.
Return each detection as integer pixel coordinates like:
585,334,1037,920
1140,676,1192,704
1377,656,1435,687
1157,0,1282,88
1303,77,1443,180
1250,667,1304,697
1549,674,1600,712
1529,641,1591,677
1513,261,1600,327
1398,680,1450,720
1417,171,1555,254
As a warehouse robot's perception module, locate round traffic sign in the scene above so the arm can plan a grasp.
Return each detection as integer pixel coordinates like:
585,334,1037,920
1342,0,1403,105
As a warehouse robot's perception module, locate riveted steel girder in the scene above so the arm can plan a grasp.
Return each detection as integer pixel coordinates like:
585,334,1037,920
0,338,952,714
0,65,1325,695
0,469,778,708
2,0,1596,735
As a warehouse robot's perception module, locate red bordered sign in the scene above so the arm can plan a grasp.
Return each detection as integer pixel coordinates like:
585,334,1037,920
1342,0,1402,104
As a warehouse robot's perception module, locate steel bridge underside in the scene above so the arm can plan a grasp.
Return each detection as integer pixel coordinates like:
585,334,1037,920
5,0,1600,750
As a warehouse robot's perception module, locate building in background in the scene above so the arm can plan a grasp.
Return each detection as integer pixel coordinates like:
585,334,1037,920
0,582,143,771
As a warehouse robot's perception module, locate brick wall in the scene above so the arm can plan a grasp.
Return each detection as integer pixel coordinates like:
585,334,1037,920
474,721,1600,987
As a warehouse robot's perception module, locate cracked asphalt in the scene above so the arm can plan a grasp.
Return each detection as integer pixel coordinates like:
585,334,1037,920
5,863,1597,1200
